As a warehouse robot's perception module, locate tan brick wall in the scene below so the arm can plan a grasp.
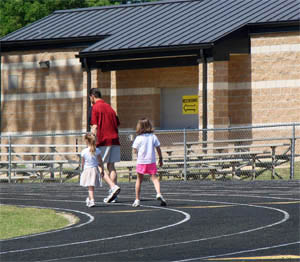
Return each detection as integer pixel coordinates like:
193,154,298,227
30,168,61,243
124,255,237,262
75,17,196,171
250,32,300,125
2,98,82,133
228,32,300,126
117,94,160,128
1,49,84,134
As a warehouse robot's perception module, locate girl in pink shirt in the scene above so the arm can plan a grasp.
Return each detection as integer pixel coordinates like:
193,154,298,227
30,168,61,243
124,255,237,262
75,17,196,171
132,118,166,207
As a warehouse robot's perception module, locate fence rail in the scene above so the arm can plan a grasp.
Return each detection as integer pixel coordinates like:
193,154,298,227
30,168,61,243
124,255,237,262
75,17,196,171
0,123,299,183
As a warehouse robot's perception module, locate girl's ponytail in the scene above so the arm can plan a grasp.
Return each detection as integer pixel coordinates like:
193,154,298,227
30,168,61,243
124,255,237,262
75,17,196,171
84,133,96,155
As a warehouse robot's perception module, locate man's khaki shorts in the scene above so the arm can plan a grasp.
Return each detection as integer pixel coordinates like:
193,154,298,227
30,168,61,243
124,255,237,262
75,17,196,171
98,145,120,163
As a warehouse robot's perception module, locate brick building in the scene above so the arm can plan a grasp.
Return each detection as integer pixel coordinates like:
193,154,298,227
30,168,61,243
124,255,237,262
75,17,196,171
0,0,299,137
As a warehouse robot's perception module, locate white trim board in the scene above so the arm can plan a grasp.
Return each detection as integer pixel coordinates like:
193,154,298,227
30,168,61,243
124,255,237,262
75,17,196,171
1,59,81,70
3,91,83,102
251,44,300,54
1,129,86,137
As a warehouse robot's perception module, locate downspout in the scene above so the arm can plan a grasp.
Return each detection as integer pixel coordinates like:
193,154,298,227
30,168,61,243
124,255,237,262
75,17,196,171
84,58,91,132
200,50,208,148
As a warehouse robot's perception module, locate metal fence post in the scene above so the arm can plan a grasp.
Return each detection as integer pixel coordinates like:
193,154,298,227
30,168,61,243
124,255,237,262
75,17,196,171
8,136,12,183
290,123,295,180
183,128,187,181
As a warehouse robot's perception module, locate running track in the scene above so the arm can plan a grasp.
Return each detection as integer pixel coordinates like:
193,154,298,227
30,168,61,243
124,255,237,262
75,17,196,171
0,180,300,261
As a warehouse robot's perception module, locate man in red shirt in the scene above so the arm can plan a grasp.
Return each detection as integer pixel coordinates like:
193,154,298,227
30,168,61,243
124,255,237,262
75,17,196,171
90,88,121,202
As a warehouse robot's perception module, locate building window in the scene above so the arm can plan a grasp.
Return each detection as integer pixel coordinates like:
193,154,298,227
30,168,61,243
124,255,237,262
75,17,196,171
8,75,18,89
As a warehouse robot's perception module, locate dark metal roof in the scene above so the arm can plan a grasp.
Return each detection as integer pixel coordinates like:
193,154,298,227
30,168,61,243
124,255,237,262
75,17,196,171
1,0,299,54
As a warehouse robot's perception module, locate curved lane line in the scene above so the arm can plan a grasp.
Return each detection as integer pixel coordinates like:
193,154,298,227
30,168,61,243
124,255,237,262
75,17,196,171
165,192,300,201
36,199,291,262
0,200,191,255
171,241,300,262
0,204,94,242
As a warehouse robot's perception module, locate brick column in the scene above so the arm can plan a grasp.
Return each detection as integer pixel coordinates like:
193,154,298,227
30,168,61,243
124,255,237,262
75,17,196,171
110,71,117,112
199,61,230,141
198,61,230,128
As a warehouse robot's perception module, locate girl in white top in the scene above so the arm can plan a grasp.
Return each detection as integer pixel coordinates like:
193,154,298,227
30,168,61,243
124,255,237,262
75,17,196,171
80,133,120,207
132,118,166,207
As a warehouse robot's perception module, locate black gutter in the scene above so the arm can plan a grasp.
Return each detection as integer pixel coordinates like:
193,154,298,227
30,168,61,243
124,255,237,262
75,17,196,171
0,36,106,53
77,43,214,58
247,21,300,35
0,36,106,45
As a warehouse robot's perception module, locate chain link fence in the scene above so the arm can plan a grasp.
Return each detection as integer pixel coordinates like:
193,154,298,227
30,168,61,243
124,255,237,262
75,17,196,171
1,123,299,183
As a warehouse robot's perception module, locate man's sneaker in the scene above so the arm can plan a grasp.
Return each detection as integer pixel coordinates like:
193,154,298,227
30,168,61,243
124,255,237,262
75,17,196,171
88,200,95,208
103,189,111,203
111,196,118,203
103,189,118,203
103,195,118,203
156,194,167,206
132,199,140,207
105,186,121,203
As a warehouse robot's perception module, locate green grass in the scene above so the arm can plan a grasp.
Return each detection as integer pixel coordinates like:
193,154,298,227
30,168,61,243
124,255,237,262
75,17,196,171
255,161,300,180
0,205,76,240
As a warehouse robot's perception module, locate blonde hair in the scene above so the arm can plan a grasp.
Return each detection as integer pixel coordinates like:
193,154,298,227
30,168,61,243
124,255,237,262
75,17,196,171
136,118,154,135
84,133,96,154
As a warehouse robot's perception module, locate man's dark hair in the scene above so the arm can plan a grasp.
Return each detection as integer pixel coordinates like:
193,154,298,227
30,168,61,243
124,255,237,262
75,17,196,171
89,88,102,98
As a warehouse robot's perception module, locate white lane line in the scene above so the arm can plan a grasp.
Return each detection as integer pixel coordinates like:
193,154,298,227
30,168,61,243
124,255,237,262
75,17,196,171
0,204,94,241
171,241,300,262
0,200,190,255
35,199,290,262
165,192,300,201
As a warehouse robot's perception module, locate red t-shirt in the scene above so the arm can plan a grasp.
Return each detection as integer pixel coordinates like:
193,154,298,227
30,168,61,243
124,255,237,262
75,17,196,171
91,100,120,146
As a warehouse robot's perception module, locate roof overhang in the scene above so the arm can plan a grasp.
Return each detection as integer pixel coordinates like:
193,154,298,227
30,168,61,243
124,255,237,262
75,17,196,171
0,36,106,53
77,44,214,71
76,27,252,71
247,20,299,33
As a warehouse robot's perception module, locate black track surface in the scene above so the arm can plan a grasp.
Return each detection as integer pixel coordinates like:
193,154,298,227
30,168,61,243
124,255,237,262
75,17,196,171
0,180,300,262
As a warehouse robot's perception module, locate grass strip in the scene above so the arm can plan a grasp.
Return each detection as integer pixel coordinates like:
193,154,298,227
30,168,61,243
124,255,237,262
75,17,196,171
0,205,76,240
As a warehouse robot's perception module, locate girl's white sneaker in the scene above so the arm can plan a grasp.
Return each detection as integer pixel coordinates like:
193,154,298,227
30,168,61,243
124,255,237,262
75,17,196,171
132,199,140,207
86,197,90,207
156,194,167,206
88,200,95,208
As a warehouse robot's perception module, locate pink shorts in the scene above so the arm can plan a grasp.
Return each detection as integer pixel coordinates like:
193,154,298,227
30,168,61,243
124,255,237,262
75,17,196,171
136,163,157,175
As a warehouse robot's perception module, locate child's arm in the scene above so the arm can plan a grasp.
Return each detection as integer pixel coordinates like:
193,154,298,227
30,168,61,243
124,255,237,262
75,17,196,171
81,157,85,170
97,155,105,177
156,146,163,167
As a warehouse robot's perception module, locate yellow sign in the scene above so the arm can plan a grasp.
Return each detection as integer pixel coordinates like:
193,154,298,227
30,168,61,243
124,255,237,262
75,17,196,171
182,95,198,115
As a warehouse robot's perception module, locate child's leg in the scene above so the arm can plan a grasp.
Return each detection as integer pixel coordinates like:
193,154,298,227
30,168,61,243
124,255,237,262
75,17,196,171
151,174,161,195
151,174,167,206
135,173,143,200
88,186,95,200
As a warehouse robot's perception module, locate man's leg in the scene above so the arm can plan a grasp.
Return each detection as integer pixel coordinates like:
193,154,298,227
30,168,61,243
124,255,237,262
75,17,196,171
107,162,117,184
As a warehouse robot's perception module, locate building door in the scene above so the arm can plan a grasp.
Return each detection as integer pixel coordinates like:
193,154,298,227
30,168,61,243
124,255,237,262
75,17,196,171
160,87,198,130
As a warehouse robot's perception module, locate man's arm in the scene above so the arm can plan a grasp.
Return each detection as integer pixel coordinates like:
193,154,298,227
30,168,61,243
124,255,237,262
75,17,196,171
91,125,97,136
